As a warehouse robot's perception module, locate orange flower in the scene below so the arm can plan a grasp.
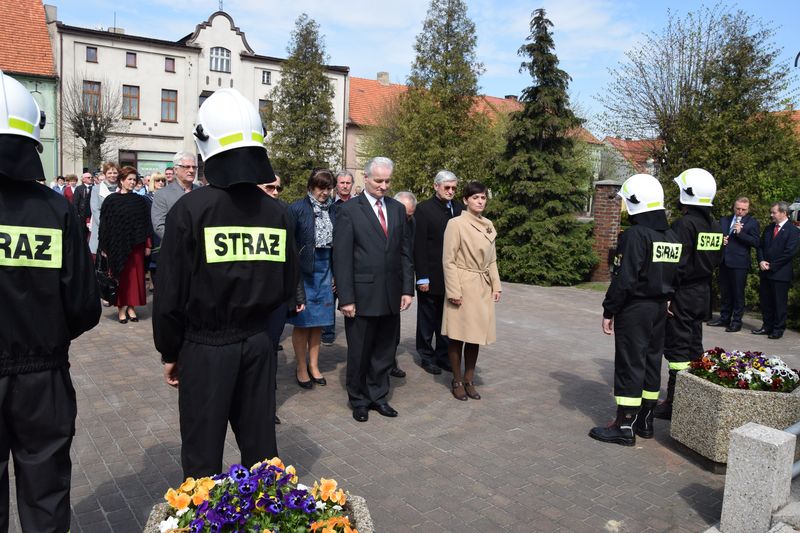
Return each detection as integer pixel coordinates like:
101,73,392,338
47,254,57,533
319,478,338,500
196,477,216,491
191,487,209,506
267,457,285,471
164,488,191,510
331,489,347,505
178,477,196,493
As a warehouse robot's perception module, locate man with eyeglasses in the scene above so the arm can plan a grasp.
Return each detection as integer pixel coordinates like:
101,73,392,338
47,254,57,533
413,171,463,375
151,151,201,239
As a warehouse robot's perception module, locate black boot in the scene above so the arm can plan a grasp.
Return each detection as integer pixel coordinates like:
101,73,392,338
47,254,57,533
589,406,637,446
654,370,677,420
634,400,657,438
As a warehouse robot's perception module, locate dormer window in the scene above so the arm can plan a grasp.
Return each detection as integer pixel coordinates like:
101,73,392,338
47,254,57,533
209,47,231,73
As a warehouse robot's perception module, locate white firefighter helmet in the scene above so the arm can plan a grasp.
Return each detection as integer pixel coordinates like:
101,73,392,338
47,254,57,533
674,168,716,206
193,88,265,161
618,174,664,215
0,70,45,151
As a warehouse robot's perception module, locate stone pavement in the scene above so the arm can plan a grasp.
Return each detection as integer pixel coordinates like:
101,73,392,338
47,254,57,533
8,283,800,532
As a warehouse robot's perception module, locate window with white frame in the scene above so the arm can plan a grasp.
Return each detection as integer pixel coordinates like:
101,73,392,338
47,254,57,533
261,70,271,85
209,47,231,73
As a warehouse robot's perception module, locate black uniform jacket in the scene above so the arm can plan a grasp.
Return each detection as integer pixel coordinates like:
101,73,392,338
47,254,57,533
672,208,723,286
413,196,463,295
0,178,101,375
602,224,681,319
153,184,300,363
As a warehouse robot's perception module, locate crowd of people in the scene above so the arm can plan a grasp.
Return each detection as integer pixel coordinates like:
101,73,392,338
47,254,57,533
2,67,798,531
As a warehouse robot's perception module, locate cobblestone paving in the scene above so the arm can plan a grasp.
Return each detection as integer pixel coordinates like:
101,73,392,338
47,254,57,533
8,283,800,532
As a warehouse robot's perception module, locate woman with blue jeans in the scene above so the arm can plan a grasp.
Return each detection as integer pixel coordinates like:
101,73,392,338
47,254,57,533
287,169,337,388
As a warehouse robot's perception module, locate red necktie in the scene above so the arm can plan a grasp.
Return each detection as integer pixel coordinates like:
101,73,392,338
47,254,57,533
376,200,388,237
773,225,780,238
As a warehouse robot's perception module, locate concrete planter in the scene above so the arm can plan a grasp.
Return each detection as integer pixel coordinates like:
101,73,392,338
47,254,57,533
143,494,373,533
670,371,800,464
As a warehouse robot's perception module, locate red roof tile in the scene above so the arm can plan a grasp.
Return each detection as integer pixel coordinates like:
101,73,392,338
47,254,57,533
0,0,55,77
604,136,663,173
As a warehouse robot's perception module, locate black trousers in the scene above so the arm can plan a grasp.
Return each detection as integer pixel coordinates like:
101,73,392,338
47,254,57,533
613,299,666,405
718,265,748,326
0,368,76,533
664,282,709,367
178,331,276,478
266,304,287,352
345,314,399,409
415,291,449,366
759,277,791,335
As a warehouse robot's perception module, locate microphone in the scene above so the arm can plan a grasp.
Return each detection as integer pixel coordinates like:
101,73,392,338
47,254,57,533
732,215,741,234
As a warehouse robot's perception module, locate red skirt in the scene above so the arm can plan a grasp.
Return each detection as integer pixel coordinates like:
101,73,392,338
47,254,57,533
116,242,147,307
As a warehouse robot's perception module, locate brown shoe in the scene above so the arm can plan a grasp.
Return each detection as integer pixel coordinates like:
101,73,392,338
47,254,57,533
451,380,467,401
464,381,481,400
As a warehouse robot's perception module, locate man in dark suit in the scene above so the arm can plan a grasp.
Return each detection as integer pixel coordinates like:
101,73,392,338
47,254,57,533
73,171,93,240
708,197,760,332
413,170,464,374
752,201,800,339
333,157,414,422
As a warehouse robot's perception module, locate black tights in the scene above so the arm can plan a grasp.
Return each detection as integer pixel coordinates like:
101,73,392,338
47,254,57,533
448,339,479,383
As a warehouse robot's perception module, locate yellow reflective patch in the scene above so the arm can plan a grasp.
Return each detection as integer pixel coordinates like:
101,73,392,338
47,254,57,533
668,361,691,370
0,225,62,268
646,201,662,209
642,390,660,400
697,232,723,251
203,226,286,264
652,242,682,263
252,132,264,143
219,132,244,146
9,117,34,134
698,198,711,204
615,396,642,407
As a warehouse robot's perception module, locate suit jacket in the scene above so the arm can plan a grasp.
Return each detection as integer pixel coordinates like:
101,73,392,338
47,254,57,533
287,196,337,277
73,184,92,220
757,222,800,282
151,180,200,239
720,214,760,269
413,196,464,295
333,194,414,316
63,185,76,203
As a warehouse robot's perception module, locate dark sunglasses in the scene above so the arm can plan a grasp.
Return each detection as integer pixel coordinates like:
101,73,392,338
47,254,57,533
266,185,283,192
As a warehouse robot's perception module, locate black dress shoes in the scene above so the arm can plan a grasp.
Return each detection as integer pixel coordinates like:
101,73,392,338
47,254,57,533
296,376,313,389
274,414,281,424
371,403,398,417
769,332,784,339
707,319,728,327
725,324,742,332
308,366,327,386
389,367,406,378
751,328,770,335
352,407,369,422
421,362,442,375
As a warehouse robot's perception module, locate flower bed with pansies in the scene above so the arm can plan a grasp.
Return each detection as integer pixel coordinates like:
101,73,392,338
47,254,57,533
156,457,358,533
689,347,800,392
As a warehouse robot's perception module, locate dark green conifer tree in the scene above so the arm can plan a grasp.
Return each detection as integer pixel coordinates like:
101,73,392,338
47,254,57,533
490,9,595,285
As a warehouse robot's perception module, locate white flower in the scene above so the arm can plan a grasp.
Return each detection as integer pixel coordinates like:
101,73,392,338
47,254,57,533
332,505,343,511
159,516,180,533
176,507,190,517
316,500,327,510
297,483,309,491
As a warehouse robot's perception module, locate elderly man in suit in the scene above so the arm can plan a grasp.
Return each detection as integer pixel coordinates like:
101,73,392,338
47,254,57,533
752,201,800,339
151,151,200,239
708,197,760,332
333,157,414,422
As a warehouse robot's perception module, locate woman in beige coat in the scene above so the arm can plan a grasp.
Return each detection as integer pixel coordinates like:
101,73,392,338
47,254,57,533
442,181,502,401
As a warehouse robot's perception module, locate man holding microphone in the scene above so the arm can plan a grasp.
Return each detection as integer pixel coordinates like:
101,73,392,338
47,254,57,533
708,197,760,332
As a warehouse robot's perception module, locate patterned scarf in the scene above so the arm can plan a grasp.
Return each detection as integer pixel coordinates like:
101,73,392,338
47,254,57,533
308,193,333,248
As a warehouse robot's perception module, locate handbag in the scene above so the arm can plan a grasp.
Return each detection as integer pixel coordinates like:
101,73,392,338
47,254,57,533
95,253,118,303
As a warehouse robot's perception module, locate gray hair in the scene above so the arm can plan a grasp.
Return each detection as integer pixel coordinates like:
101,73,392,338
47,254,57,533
173,151,197,166
336,170,354,182
394,191,417,207
364,157,394,177
434,170,458,185
772,201,790,214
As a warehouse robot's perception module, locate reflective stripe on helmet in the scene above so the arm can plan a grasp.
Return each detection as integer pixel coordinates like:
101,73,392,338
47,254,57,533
219,132,244,146
9,117,34,134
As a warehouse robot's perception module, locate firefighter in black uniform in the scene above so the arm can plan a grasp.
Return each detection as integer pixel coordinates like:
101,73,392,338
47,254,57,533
654,168,722,420
0,70,101,532
153,88,301,478
590,174,682,446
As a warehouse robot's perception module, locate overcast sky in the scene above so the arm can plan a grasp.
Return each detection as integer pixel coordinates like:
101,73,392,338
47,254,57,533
51,0,799,135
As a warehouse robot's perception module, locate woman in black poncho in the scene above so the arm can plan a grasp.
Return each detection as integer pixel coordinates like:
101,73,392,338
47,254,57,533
99,165,152,323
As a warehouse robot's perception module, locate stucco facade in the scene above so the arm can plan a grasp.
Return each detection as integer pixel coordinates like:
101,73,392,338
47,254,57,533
47,9,348,176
